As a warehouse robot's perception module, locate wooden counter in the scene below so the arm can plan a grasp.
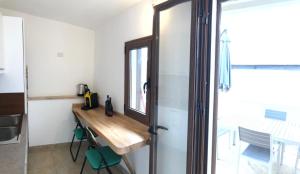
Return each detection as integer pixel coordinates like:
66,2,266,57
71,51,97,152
28,95,81,101
72,104,150,155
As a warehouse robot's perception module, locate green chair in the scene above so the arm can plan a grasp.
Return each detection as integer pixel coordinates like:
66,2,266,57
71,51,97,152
70,111,87,161
80,127,122,174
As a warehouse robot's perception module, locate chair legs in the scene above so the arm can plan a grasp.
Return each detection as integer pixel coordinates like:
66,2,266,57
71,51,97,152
80,157,87,174
106,167,113,174
70,134,83,161
232,130,236,146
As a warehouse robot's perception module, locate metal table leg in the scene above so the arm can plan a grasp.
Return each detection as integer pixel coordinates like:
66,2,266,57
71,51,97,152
122,154,136,174
280,143,285,165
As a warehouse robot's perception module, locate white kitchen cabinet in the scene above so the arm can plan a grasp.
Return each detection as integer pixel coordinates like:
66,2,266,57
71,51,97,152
0,13,3,73
0,16,24,92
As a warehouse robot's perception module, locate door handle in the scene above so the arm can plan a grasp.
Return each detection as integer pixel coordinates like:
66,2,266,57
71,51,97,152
157,125,168,131
143,78,150,94
148,125,168,135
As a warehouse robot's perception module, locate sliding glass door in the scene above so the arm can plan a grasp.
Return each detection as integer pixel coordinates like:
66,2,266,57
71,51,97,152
149,1,192,174
156,1,191,174
149,0,216,174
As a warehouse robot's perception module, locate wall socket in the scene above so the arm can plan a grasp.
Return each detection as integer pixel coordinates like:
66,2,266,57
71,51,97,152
57,52,64,58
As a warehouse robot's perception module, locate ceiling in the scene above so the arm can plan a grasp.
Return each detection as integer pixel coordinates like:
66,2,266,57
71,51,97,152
0,0,144,29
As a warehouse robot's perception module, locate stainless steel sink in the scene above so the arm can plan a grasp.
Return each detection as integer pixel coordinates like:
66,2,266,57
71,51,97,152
0,127,18,141
0,114,21,127
0,114,22,141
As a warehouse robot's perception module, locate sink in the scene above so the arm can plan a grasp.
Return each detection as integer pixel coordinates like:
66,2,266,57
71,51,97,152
0,127,18,141
0,114,22,141
0,114,22,127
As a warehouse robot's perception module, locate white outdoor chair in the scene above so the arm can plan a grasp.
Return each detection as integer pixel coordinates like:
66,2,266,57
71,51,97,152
237,127,279,174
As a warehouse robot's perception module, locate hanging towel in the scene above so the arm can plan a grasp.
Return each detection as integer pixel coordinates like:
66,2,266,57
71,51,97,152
219,29,231,92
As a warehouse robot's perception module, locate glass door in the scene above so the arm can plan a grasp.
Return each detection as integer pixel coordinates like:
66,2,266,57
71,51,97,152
150,1,192,174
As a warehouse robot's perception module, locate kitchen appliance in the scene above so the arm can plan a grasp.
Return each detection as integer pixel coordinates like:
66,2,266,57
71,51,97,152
77,84,88,96
82,92,99,110
81,85,99,110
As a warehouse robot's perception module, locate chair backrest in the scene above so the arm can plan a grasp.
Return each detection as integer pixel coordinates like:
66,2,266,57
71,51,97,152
238,127,270,149
85,127,98,147
265,109,287,121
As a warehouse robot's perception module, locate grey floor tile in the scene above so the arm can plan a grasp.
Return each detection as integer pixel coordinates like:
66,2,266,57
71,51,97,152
28,148,55,171
28,167,57,174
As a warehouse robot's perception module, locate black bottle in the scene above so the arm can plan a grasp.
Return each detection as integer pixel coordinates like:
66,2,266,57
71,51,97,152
105,95,113,116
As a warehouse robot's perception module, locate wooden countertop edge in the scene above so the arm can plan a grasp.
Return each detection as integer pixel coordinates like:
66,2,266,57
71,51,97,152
88,123,149,155
28,95,82,101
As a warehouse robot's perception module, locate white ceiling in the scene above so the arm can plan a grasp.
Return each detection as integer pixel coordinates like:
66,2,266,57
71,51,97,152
0,0,144,29
222,0,296,11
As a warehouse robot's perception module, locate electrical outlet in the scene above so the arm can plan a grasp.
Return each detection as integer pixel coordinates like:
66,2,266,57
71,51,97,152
57,52,64,58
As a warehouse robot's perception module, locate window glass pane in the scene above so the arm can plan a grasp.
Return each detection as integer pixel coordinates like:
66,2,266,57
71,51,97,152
129,47,148,114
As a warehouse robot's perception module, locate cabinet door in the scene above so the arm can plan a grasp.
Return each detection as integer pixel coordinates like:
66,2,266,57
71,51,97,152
0,16,24,93
0,13,3,71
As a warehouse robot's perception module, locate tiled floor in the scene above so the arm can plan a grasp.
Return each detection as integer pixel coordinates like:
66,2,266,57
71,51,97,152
28,143,128,174
28,139,299,174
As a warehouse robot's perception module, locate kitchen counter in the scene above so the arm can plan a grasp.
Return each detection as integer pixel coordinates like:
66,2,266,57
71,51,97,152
0,114,28,174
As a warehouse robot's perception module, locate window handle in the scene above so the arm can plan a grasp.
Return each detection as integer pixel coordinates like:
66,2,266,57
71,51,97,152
143,79,150,94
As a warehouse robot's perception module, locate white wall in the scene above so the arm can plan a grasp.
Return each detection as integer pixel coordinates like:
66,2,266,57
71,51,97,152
94,0,153,111
0,16,24,93
28,99,83,146
221,0,300,65
218,1,300,122
0,8,95,96
94,0,153,173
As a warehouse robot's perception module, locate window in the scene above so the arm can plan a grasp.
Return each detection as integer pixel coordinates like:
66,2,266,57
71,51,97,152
124,36,152,125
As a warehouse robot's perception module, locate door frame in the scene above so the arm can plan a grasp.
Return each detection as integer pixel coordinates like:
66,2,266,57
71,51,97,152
149,0,213,174
210,0,231,173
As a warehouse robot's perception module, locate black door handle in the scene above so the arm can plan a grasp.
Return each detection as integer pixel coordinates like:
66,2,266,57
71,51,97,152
157,125,168,131
148,125,168,135
143,78,150,94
